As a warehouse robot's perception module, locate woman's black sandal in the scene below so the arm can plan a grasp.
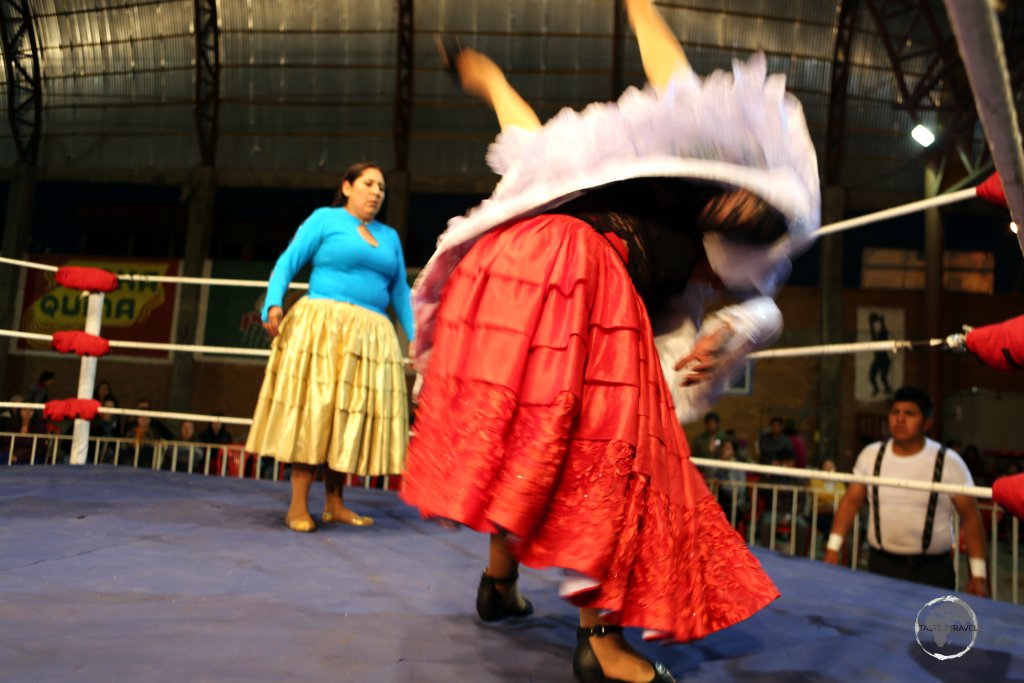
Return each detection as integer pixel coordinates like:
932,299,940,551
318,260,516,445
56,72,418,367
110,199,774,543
573,625,675,683
475,570,534,622
434,34,464,87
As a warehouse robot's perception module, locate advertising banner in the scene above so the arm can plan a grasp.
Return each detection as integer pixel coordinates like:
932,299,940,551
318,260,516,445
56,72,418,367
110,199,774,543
18,255,179,359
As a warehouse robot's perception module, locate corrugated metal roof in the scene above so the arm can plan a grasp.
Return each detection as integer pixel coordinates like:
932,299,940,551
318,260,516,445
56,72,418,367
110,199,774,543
0,0,1013,199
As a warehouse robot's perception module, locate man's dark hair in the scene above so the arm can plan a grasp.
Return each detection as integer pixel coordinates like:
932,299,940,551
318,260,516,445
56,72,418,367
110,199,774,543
39,371,55,383
704,412,720,424
891,386,933,420
769,416,784,426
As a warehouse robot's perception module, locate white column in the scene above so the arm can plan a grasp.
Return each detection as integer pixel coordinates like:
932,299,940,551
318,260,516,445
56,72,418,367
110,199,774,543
69,292,105,465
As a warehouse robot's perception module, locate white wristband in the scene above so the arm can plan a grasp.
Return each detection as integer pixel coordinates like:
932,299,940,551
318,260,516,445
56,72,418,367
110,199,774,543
826,533,844,552
969,558,987,580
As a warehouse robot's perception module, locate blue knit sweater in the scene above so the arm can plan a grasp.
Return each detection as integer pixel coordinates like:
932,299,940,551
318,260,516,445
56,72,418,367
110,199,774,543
260,207,414,339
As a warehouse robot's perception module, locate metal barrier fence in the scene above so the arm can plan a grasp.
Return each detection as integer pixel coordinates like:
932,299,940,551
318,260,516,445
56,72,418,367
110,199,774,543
0,431,395,489
707,476,1021,605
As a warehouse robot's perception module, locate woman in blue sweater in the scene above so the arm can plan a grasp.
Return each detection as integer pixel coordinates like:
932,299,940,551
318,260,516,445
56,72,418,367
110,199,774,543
247,162,414,532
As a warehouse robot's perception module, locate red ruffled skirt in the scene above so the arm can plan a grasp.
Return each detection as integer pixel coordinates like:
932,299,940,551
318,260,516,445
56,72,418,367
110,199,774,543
401,214,778,642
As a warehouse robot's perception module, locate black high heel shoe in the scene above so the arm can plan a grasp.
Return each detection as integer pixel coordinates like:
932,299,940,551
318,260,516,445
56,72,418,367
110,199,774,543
475,570,534,622
573,625,675,683
434,34,464,87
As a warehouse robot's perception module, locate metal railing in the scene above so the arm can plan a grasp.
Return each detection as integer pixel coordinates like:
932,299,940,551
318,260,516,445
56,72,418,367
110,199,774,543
708,476,1021,605
0,431,395,489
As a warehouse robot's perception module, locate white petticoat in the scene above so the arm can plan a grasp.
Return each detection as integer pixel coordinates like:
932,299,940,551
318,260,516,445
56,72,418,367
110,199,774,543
413,53,821,374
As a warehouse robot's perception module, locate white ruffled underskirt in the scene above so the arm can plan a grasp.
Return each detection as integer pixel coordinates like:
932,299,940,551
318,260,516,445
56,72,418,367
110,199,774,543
413,53,821,373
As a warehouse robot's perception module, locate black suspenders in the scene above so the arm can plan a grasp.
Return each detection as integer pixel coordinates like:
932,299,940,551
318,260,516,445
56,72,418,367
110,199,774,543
871,440,888,550
871,440,947,553
921,447,947,552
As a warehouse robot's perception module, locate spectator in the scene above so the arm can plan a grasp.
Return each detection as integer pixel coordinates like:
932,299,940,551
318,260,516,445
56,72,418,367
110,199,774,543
0,395,18,432
712,438,747,525
165,420,202,472
824,386,988,596
199,417,233,444
691,411,726,460
123,399,174,440
5,403,47,465
783,418,808,468
807,458,845,540
93,380,115,404
130,413,159,468
757,416,794,465
26,370,55,406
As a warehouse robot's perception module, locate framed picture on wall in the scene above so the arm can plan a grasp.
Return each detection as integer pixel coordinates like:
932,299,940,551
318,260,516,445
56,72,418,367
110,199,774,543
854,306,905,403
724,361,754,396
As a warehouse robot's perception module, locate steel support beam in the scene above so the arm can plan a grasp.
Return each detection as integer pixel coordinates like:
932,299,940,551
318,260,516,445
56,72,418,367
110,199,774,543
819,0,859,466
0,0,42,164
393,0,414,173
194,0,220,166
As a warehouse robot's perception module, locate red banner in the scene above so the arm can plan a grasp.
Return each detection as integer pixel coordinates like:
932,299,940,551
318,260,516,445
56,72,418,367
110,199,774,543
18,255,179,359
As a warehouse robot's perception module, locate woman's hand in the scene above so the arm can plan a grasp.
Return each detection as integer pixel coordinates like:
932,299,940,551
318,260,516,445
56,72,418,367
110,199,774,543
263,306,283,338
673,325,730,386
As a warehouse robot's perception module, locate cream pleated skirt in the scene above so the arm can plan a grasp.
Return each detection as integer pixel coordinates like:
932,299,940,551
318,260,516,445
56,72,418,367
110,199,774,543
245,297,408,475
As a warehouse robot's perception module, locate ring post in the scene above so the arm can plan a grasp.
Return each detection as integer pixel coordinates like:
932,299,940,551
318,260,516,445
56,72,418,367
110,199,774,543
70,292,104,465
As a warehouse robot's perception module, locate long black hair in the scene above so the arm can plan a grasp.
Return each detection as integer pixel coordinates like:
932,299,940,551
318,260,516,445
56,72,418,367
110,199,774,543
331,162,384,207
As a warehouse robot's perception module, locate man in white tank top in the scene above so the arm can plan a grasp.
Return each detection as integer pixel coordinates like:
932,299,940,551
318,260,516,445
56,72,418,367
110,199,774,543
823,386,988,597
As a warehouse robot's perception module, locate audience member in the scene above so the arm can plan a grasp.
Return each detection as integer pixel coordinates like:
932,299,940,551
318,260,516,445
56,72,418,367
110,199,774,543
199,417,234,445
691,411,726,460
122,399,175,440
807,458,845,539
93,380,115,404
712,438,747,525
757,416,794,465
26,370,55,406
5,403,47,464
783,418,808,468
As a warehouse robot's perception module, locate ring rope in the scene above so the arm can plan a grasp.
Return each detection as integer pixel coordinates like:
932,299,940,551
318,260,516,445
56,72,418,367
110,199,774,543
747,338,942,360
690,457,993,500
0,327,946,362
813,188,979,237
0,401,254,427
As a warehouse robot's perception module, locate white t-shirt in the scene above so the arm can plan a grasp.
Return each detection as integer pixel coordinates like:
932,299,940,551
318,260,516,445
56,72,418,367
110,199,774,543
853,437,973,555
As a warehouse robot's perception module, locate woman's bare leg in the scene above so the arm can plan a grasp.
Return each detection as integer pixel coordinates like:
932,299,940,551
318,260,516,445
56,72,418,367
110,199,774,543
323,467,374,526
451,46,542,133
486,533,529,609
579,608,656,682
625,0,690,92
285,463,316,530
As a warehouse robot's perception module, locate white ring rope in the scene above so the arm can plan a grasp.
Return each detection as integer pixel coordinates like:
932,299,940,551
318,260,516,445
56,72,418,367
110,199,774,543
690,457,993,500
0,255,58,273
814,188,979,237
0,401,254,427
747,338,942,360
0,327,946,362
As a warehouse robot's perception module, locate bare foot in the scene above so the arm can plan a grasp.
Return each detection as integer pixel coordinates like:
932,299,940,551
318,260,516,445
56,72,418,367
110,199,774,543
323,506,374,527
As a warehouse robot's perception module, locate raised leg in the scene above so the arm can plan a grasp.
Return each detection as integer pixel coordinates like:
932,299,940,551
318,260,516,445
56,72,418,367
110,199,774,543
625,0,690,92
439,38,542,132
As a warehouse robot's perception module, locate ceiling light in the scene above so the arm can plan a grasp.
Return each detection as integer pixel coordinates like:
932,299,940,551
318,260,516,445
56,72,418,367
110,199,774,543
1012,221,1019,235
911,124,935,147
